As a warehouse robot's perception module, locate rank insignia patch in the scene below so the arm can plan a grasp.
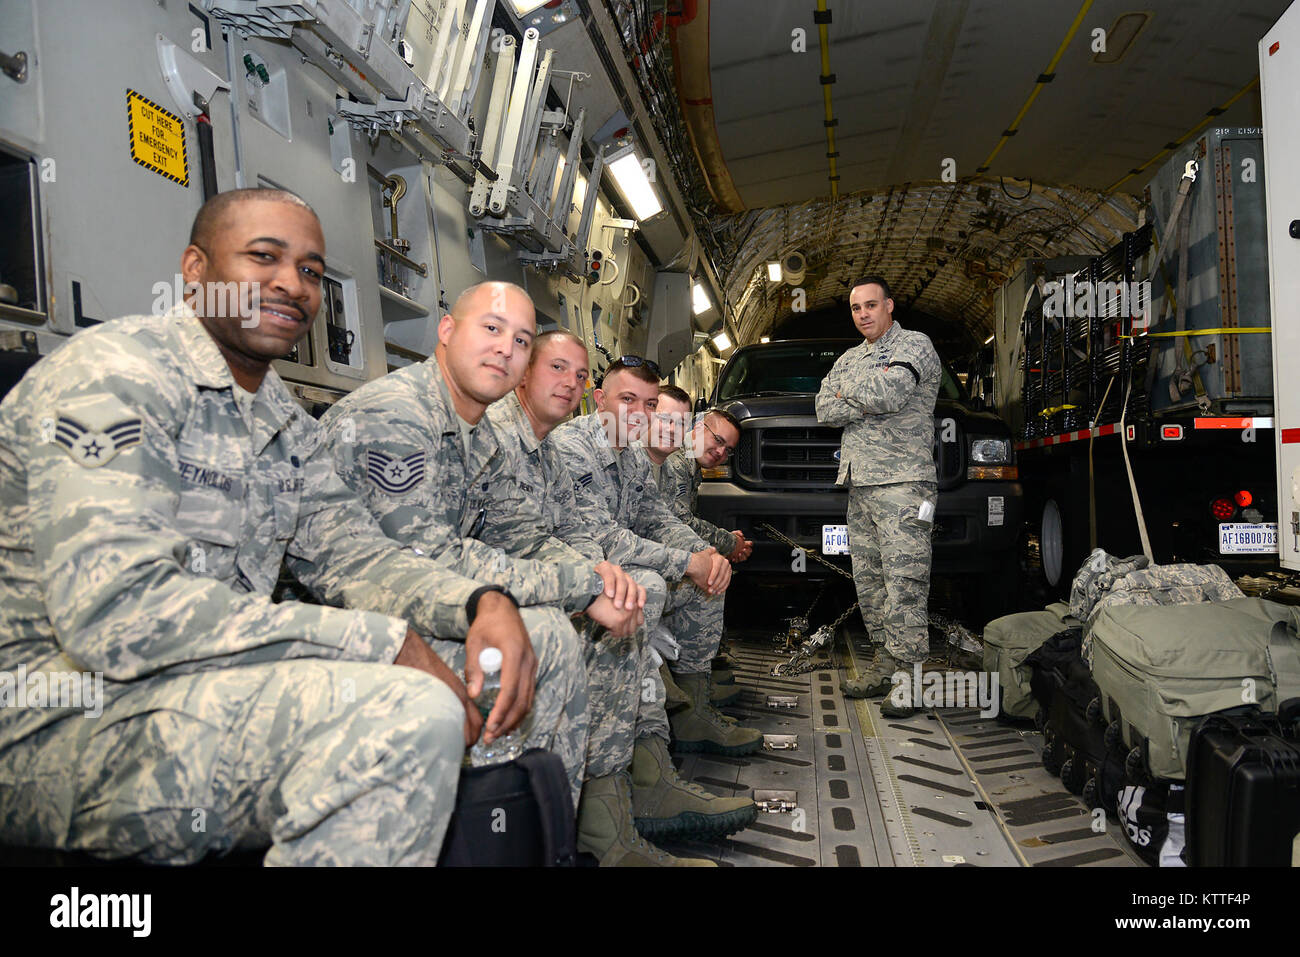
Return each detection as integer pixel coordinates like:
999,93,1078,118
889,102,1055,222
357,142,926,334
366,449,426,494
54,415,143,468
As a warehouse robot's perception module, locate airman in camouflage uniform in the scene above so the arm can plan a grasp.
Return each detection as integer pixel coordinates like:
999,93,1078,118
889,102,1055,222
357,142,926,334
655,400,753,563
552,359,764,755
483,333,754,863
0,191,511,865
816,277,941,716
484,388,669,762
320,284,646,810
647,389,751,707
663,449,738,555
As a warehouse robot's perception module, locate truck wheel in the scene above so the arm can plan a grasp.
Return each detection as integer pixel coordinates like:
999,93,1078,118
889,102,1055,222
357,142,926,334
1085,697,1103,727
1040,498,1066,593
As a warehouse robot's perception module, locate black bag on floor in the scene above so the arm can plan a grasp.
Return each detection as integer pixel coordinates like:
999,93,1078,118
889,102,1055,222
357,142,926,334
1185,704,1300,867
1026,627,1120,809
1116,783,1174,867
438,749,577,867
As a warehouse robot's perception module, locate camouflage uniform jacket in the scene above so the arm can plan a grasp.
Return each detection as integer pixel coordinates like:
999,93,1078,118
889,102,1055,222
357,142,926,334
482,391,604,564
815,321,940,486
320,358,598,614
662,449,736,555
0,308,483,752
551,412,706,579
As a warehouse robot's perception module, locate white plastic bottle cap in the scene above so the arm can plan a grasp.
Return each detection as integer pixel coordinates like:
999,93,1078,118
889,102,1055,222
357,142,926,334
478,647,504,674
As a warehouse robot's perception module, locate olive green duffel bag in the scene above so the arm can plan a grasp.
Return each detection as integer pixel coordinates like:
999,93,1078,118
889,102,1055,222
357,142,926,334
982,603,1077,719
1090,597,1300,781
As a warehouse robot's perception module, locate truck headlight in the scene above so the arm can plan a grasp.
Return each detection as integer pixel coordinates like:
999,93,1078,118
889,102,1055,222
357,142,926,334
969,438,1011,464
967,437,1016,480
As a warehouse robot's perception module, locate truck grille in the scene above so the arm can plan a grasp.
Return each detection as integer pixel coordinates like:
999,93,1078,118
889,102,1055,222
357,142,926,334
737,426,842,486
934,421,964,490
736,419,965,490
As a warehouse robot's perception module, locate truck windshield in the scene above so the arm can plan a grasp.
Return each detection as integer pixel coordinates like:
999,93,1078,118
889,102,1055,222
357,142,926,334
715,342,967,402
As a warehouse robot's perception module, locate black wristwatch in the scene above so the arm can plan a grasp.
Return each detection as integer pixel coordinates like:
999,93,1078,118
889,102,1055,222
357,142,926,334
585,569,606,609
466,584,519,625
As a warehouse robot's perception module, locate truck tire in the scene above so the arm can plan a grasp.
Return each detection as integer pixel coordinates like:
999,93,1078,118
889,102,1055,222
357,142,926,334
1040,497,1067,593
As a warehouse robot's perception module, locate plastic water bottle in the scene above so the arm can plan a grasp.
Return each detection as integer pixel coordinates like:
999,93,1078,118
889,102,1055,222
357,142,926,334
469,648,522,766
472,648,504,720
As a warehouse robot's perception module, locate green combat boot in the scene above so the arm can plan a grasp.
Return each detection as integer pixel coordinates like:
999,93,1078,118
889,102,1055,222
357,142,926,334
660,663,691,715
670,672,763,755
879,664,918,719
710,677,742,707
631,735,757,841
576,772,716,866
712,646,739,671
841,646,904,699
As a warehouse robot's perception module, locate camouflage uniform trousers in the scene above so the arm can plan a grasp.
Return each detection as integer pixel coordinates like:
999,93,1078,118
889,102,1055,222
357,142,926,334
632,569,671,742
0,659,465,865
848,480,938,664
429,605,589,808
661,576,726,676
582,566,670,779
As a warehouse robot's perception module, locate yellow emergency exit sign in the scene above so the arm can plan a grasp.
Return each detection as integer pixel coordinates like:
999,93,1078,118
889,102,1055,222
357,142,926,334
126,90,189,187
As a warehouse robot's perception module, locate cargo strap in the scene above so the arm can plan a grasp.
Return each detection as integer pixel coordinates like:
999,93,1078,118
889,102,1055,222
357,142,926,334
1146,159,1210,411
1119,373,1153,561
1155,160,1198,264
1121,327,1271,339
1269,617,1300,702
1089,376,1117,550
1170,162,1210,411
1153,259,1212,410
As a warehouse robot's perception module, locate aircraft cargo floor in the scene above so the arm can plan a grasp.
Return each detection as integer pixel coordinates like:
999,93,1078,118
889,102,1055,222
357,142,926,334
658,626,1146,868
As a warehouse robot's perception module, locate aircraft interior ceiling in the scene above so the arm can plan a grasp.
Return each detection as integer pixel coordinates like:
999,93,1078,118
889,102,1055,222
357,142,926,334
608,0,1289,343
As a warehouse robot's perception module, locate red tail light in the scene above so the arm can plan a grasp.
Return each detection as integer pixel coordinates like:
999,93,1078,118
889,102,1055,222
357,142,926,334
1211,497,1236,521
1234,490,1253,507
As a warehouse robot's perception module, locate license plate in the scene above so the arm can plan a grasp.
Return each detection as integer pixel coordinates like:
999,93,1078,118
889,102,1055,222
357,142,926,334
822,524,849,554
1218,522,1278,554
